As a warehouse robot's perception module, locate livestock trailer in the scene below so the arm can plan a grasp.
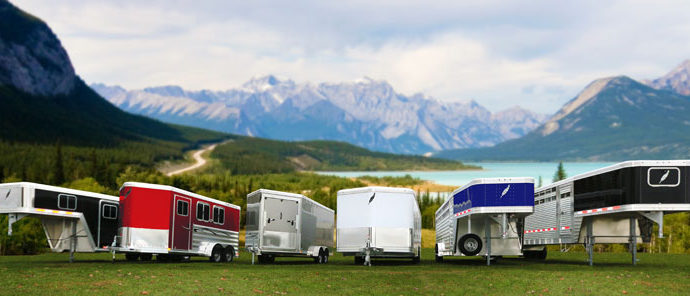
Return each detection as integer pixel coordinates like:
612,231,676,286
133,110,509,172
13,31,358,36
435,177,534,265
245,189,334,264
112,182,240,262
337,187,421,265
0,182,119,261
522,160,690,265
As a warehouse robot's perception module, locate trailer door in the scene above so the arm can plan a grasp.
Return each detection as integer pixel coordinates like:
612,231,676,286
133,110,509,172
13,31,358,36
97,200,119,248
173,195,192,250
263,197,299,251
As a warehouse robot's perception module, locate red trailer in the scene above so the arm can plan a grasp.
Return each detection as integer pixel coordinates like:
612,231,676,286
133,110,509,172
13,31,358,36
112,182,240,262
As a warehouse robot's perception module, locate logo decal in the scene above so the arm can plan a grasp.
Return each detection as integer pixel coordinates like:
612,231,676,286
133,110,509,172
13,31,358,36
500,185,510,198
368,193,376,204
647,167,681,187
4,190,10,199
659,170,670,184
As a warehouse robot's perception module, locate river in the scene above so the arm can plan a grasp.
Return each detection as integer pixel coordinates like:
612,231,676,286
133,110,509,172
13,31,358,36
317,162,616,187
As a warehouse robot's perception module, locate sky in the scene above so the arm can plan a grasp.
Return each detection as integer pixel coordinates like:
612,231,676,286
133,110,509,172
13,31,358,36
13,0,690,113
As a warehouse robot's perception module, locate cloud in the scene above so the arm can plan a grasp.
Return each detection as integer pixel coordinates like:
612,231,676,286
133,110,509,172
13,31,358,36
12,0,690,113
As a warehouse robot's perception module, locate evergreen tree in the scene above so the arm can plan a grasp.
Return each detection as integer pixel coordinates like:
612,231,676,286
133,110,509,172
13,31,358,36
553,162,567,182
53,141,65,185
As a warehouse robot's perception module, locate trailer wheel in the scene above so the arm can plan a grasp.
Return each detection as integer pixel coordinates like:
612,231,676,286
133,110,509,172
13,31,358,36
210,245,224,263
458,234,482,256
323,249,329,264
139,253,153,261
536,247,547,260
224,246,235,262
156,254,170,262
259,254,274,264
125,253,140,261
435,245,443,263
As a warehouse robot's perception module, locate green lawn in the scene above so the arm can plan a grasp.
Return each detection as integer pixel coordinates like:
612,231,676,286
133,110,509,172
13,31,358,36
1,249,689,295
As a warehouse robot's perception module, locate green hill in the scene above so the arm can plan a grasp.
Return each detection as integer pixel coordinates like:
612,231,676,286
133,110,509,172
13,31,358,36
207,137,477,174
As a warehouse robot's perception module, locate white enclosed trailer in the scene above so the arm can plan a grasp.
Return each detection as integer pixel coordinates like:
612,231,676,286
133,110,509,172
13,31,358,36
435,178,534,265
523,160,690,265
0,182,119,262
337,187,421,265
245,189,334,264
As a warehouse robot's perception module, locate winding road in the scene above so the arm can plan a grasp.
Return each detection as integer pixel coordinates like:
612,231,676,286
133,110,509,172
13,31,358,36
166,142,222,176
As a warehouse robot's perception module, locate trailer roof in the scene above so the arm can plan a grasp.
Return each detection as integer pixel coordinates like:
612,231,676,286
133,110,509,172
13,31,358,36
248,189,335,213
122,182,240,210
337,186,416,196
536,160,690,192
0,182,118,201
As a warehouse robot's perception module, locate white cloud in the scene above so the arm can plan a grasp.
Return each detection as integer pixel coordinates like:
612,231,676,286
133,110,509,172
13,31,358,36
11,0,690,113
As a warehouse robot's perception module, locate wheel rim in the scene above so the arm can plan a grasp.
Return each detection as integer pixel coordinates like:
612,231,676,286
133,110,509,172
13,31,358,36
464,238,479,252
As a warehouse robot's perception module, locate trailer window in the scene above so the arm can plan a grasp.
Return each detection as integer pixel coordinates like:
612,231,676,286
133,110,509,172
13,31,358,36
213,206,225,225
57,194,77,210
177,200,189,216
196,202,210,221
102,204,118,219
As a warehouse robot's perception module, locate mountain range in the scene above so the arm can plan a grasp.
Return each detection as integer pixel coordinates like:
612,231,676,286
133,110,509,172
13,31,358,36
92,78,548,155
436,60,690,161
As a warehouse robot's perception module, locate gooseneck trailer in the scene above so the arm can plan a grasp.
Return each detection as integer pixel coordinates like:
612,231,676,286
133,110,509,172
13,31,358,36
112,182,240,262
435,178,534,265
0,182,119,262
337,187,421,265
245,189,334,264
522,160,690,265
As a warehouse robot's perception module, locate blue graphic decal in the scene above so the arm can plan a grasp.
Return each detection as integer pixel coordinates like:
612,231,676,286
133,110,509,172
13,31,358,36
453,182,534,214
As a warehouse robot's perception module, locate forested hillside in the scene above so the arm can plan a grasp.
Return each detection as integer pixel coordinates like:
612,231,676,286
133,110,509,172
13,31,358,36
207,137,477,174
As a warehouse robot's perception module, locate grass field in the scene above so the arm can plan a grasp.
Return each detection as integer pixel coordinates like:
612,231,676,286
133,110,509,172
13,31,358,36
1,249,689,295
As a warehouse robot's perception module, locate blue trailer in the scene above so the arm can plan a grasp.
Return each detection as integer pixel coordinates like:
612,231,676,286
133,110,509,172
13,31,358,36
434,177,534,265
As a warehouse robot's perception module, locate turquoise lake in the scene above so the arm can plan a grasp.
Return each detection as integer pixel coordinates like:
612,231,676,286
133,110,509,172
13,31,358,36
317,162,616,188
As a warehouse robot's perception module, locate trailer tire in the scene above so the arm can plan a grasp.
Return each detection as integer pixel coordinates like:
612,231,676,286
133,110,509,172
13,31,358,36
458,234,482,256
139,253,153,261
259,254,274,264
157,254,170,262
125,253,140,261
224,246,235,262
536,247,547,260
210,245,224,263
435,245,443,263
323,249,329,264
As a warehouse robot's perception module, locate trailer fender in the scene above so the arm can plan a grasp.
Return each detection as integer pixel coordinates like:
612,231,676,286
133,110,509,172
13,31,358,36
199,242,219,257
307,246,324,257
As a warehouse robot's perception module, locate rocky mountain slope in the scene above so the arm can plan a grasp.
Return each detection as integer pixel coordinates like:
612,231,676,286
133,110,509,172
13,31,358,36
644,59,690,95
0,0,224,146
436,75,690,161
92,77,547,154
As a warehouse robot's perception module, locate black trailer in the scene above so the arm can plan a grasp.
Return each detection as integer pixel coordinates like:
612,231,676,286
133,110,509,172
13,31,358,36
522,160,690,265
0,182,119,261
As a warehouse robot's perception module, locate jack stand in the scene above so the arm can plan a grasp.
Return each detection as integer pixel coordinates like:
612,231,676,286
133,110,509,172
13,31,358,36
69,220,77,263
585,219,594,266
629,217,638,266
485,216,492,266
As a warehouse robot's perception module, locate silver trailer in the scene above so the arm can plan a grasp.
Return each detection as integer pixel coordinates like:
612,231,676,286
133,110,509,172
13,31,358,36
523,160,690,265
337,187,422,265
245,189,334,264
0,182,119,262
435,178,534,265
